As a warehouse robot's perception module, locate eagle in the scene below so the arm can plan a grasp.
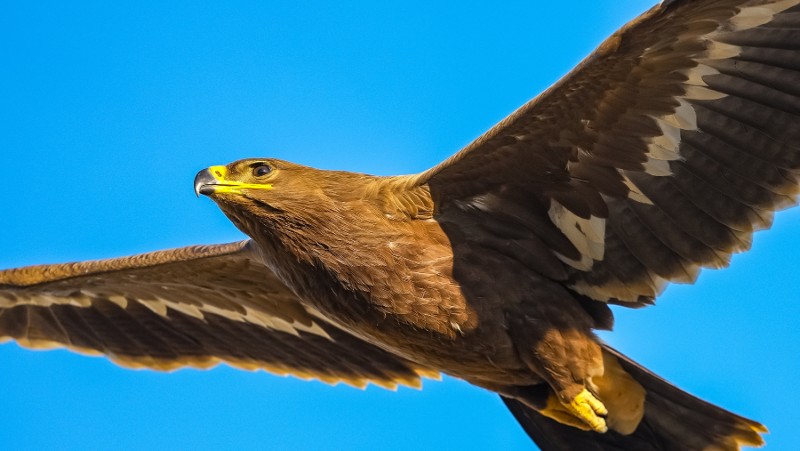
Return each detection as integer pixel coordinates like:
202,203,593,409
2,0,798,449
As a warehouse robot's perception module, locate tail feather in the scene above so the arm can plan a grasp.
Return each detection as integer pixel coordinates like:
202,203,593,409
503,345,765,450
503,396,664,451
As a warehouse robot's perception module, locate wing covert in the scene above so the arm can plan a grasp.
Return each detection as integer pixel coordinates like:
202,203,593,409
417,0,800,305
0,240,436,388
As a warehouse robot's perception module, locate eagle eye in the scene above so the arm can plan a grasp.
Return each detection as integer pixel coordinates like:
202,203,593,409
252,164,272,177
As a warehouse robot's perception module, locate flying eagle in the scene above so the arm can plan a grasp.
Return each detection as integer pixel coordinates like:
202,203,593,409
2,0,798,449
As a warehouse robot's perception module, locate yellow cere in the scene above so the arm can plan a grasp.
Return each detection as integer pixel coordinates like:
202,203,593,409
207,165,274,195
208,165,228,182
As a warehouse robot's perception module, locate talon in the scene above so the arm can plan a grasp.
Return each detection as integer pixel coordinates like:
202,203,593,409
565,388,608,433
539,388,608,433
581,389,608,416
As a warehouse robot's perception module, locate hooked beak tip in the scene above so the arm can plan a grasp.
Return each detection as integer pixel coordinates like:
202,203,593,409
194,168,217,197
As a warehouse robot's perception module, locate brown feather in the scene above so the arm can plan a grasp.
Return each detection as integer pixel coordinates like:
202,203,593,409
0,241,435,388
6,1,800,449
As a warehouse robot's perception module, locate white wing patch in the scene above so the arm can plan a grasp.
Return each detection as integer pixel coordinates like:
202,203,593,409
548,199,606,271
0,288,333,341
624,0,800,205
566,0,800,296
621,175,653,205
730,0,800,31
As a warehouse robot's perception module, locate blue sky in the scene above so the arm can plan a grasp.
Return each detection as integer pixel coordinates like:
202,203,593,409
1,1,799,449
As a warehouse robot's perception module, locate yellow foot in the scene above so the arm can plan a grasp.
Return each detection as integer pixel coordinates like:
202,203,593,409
567,388,608,432
540,388,608,433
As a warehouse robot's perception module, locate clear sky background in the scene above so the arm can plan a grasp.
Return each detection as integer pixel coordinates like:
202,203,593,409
1,1,798,450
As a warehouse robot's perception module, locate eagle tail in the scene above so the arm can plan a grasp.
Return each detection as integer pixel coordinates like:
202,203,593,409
502,345,766,450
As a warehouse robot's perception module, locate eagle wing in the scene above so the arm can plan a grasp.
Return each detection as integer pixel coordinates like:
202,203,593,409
417,0,800,305
0,240,436,388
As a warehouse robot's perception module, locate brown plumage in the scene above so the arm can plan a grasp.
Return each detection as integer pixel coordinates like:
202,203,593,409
2,0,799,449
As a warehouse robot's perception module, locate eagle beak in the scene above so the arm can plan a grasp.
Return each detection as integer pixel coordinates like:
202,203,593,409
194,166,226,197
194,165,274,197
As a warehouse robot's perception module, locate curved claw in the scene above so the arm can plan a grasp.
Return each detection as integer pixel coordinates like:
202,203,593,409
540,388,609,433
566,388,608,433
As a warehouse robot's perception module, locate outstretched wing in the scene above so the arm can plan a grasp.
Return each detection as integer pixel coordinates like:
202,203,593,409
418,0,800,305
0,240,436,388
